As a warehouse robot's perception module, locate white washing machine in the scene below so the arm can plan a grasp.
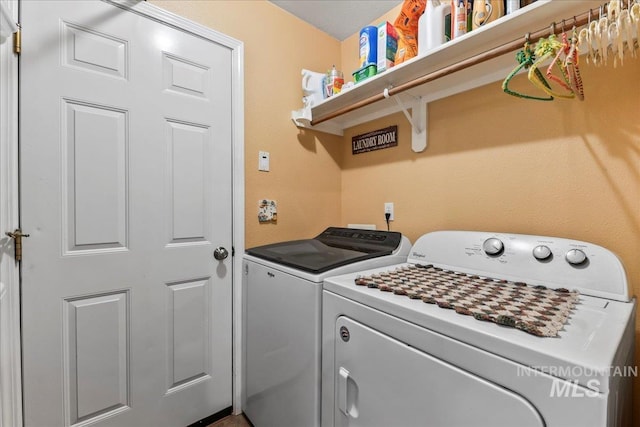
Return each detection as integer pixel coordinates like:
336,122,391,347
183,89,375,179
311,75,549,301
322,230,636,427
243,227,411,427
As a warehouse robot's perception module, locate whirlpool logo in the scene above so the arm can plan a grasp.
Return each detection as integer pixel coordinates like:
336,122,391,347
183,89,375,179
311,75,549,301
411,252,426,258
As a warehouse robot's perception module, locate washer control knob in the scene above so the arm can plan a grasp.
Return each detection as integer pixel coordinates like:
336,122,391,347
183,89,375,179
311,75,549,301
483,238,504,256
565,249,587,265
532,245,552,261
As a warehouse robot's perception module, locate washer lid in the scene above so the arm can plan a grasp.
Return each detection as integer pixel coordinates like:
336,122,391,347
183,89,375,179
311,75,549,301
245,227,402,274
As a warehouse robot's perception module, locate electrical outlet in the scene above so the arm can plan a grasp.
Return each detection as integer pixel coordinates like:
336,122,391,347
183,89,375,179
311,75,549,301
384,202,394,221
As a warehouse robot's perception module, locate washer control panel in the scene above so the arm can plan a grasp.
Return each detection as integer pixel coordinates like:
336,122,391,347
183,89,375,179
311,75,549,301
409,231,629,302
482,238,588,266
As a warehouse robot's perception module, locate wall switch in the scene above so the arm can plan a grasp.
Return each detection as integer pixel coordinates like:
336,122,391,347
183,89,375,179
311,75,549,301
384,202,394,221
259,151,270,172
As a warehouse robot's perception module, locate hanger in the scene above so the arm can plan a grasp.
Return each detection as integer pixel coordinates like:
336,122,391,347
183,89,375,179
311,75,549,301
502,34,554,101
617,4,635,59
530,33,575,99
579,9,599,65
565,25,585,101
631,1,640,34
545,22,573,93
595,5,609,66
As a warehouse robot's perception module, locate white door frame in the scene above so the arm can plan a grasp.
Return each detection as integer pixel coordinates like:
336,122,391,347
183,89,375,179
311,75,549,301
0,1,22,426
0,1,245,425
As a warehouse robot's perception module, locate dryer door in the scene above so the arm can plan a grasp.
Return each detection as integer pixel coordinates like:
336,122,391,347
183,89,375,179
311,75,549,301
333,316,545,427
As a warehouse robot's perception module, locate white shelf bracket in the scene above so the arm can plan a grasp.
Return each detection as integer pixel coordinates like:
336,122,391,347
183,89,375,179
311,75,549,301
291,107,344,136
383,89,427,152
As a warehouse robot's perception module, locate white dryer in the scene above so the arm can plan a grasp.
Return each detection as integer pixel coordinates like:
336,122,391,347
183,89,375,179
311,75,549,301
322,231,636,427
243,227,411,427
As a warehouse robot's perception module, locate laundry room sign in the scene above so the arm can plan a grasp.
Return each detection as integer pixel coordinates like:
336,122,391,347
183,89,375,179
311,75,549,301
351,125,397,155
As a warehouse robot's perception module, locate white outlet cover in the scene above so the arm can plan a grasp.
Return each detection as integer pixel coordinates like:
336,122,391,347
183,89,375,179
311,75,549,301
384,202,394,221
259,151,270,171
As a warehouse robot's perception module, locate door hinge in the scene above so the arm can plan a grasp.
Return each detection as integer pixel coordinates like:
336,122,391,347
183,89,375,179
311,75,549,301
13,28,21,54
5,229,29,262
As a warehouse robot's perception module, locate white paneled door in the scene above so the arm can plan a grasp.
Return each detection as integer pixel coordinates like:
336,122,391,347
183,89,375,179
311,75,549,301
20,1,234,426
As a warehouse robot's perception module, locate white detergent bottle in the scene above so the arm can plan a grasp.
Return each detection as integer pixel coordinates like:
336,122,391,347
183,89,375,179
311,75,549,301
418,0,452,56
506,0,520,15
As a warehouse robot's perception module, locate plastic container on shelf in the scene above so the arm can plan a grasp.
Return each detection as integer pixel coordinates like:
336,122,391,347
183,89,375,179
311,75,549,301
325,65,344,97
451,0,469,39
472,0,504,30
506,0,520,14
352,64,377,84
359,26,378,68
418,0,451,55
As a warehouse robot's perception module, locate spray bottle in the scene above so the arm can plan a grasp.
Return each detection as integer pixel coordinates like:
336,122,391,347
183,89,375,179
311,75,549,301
451,0,469,39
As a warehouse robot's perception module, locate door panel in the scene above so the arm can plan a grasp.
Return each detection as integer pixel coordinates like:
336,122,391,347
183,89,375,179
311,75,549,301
166,278,210,391
63,99,129,252
21,1,233,426
64,292,130,425
166,120,209,243
163,53,210,98
61,21,128,79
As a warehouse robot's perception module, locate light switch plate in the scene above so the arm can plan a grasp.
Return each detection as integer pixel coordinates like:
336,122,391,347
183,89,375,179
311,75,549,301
259,151,270,172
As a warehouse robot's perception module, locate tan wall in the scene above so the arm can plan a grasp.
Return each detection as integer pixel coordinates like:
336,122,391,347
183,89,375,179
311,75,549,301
152,0,640,421
151,0,344,248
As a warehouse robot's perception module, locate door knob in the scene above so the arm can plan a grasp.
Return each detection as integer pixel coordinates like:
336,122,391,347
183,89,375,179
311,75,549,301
213,247,229,260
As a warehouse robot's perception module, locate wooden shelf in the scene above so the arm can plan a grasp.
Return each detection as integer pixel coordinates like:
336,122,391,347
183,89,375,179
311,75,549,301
292,0,601,146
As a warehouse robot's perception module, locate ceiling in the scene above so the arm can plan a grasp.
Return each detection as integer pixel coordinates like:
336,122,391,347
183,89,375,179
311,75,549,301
269,0,402,41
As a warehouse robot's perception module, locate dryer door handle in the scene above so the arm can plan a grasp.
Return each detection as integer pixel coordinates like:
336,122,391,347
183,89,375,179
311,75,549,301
338,367,349,415
338,367,359,418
